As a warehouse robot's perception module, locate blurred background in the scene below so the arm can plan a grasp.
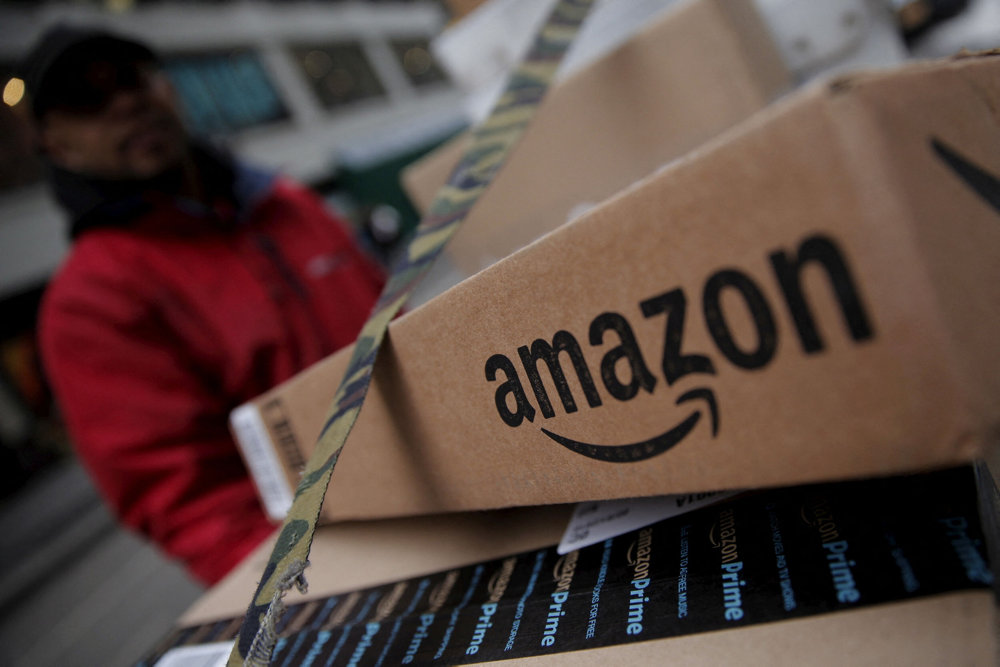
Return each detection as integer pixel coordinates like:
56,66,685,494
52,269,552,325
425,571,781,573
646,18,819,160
0,0,996,665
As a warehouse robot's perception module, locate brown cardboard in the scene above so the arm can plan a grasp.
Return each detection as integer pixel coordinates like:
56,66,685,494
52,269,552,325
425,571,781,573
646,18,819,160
232,54,1000,524
442,0,488,21
179,504,575,626
402,0,790,277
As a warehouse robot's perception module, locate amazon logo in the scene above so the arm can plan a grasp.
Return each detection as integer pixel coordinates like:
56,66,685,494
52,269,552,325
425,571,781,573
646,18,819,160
484,234,875,462
931,137,1000,216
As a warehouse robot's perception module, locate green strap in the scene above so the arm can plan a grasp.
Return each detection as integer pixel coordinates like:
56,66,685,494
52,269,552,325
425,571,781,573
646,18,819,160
228,2,595,664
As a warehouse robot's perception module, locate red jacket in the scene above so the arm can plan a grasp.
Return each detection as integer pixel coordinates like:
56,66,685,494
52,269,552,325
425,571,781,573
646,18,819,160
39,154,384,584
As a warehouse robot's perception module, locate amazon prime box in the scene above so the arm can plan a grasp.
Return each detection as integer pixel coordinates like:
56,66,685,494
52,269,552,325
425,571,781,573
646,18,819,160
401,0,789,288
149,465,1000,665
232,53,1000,524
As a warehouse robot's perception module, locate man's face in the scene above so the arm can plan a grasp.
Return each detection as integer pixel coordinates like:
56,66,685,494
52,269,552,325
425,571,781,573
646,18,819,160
39,60,188,181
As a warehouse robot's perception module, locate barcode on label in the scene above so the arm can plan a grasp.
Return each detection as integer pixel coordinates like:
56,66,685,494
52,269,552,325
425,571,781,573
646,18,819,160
230,403,294,520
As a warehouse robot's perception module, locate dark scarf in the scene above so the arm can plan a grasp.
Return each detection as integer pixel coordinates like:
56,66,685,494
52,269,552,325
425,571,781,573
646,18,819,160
48,142,274,239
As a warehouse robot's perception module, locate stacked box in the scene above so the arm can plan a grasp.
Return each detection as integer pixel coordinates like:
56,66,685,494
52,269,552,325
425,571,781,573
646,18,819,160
234,53,1000,526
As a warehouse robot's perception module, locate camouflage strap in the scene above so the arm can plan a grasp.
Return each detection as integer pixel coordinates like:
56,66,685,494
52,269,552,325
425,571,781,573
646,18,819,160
228,1,594,664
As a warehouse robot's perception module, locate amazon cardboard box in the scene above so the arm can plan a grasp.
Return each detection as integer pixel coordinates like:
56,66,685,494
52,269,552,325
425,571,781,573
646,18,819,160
150,465,1000,665
232,53,1000,524
401,0,790,286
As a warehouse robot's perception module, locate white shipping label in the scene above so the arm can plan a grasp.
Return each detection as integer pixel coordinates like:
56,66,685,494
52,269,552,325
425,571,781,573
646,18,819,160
154,641,235,667
558,490,743,554
229,403,294,521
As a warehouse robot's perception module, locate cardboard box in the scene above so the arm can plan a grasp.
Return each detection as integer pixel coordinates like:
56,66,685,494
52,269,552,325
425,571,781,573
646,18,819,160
232,53,1000,524
402,0,789,281
442,0,488,22
152,466,1000,665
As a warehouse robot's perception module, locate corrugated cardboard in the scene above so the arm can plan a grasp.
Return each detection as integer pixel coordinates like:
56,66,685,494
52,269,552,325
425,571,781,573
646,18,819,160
403,0,789,279
443,0,488,21
180,504,575,627
233,53,1000,524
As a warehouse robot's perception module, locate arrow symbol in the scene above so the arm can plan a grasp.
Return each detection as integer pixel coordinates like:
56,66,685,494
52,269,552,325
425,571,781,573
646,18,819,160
540,387,718,463
931,137,1000,215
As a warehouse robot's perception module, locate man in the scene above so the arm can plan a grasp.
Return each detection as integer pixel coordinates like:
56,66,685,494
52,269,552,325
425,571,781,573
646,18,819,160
23,26,386,585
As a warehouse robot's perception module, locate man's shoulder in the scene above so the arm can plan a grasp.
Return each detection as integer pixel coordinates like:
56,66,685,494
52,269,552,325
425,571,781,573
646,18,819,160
54,227,147,275
43,229,157,311
264,177,325,211
256,178,354,239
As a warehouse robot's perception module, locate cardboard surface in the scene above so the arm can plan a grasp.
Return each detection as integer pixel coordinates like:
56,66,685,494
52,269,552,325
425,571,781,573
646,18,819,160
180,504,575,626
403,0,789,278
233,54,1000,525
443,0,488,21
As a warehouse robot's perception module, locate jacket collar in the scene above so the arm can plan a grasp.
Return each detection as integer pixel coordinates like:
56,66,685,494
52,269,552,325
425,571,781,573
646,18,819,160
49,142,276,239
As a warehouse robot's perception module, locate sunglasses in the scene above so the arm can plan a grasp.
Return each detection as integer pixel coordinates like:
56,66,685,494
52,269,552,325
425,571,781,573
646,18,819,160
43,58,158,116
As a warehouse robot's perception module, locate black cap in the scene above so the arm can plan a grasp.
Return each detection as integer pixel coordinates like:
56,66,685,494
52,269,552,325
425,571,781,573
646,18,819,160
19,25,158,119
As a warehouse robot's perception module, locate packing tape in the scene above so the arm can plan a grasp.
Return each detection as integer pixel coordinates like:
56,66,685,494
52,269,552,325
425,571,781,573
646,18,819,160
228,1,596,664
